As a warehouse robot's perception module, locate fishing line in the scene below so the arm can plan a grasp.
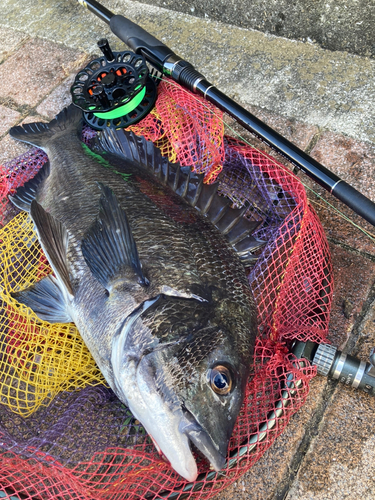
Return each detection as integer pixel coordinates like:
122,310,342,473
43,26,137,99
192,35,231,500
151,75,375,244
307,198,375,243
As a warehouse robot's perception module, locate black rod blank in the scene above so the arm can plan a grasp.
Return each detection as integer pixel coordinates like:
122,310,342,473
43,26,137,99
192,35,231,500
77,0,375,227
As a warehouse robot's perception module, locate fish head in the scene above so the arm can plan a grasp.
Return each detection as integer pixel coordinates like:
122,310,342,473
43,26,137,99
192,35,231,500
111,294,256,482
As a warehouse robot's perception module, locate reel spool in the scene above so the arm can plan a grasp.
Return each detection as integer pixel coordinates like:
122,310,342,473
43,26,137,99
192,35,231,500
71,39,157,130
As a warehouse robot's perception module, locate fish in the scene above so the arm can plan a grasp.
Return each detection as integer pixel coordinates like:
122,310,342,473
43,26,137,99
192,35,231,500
8,105,263,482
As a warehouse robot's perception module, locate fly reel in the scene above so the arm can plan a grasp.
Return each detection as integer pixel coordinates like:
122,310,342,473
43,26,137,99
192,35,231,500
71,39,157,130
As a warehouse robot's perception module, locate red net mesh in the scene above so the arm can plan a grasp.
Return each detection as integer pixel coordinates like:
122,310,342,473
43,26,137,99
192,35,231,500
0,78,333,499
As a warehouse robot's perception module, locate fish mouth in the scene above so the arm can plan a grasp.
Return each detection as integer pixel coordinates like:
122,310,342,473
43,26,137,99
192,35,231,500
179,408,227,473
132,354,227,480
133,358,226,481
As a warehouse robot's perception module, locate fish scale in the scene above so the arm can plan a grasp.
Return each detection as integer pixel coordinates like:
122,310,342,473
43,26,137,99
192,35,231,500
8,104,262,482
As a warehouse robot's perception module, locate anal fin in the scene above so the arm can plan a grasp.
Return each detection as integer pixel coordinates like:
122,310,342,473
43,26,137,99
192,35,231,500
11,275,72,323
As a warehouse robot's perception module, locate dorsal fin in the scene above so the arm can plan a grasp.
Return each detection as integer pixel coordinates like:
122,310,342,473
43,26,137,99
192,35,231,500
96,129,266,264
175,166,191,197
226,216,260,244
30,200,73,296
9,161,50,211
81,183,148,291
233,235,267,265
215,206,248,235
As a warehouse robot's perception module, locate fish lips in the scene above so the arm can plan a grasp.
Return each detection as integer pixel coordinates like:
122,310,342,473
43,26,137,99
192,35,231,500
113,350,199,481
113,344,226,480
178,407,227,472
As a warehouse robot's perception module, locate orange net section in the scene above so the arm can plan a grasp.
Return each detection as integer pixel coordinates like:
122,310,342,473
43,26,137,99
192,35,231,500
0,78,333,499
128,79,225,182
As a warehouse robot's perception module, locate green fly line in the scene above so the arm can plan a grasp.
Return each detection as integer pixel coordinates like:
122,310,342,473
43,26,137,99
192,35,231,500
81,142,132,182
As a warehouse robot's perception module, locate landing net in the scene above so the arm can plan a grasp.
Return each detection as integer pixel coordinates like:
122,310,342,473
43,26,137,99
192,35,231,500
0,78,332,499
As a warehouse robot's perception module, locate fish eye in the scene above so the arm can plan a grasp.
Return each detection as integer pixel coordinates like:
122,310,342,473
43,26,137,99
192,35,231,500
210,365,232,395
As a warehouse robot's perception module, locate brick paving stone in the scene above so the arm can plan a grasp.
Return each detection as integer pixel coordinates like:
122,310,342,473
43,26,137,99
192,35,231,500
36,74,77,119
327,243,375,349
0,26,28,64
0,115,47,165
304,131,375,256
306,184,375,257
0,37,87,108
311,132,375,199
355,297,375,362
0,105,21,137
287,388,375,499
36,61,91,119
0,134,30,166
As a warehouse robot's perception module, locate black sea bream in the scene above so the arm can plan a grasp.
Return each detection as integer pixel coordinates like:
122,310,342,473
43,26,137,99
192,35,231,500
9,105,262,481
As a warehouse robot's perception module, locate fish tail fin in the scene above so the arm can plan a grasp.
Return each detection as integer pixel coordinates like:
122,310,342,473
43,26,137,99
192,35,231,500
9,104,83,149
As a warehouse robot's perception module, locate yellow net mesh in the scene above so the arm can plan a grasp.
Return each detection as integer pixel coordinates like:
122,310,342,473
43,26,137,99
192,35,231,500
0,212,104,417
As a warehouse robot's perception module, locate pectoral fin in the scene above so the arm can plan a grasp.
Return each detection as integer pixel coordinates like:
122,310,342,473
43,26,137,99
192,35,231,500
11,275,72,323
81,183,148,291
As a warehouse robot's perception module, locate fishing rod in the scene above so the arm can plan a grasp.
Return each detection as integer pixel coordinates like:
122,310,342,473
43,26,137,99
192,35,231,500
76,0,375,227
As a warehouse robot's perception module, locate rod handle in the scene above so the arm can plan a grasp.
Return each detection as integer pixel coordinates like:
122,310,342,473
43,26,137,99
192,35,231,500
110,15,175,70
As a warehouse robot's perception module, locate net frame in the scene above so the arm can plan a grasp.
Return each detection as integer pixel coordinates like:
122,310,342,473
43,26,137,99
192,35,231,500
0,78,333,499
